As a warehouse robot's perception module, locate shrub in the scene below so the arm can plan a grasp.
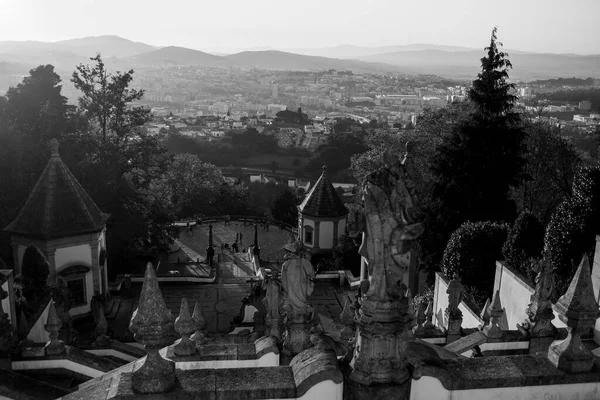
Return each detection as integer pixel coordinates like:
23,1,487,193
442,221,509,295
502,210,544,282
544,166,600,281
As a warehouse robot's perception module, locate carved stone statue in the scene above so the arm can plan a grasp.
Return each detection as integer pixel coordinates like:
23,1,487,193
281,240,315,355
281,241,315,314
534,259,554,304
52,277,73,344
349,146,425,390
446,272,465,318
361,148,424,301
263,275,283,339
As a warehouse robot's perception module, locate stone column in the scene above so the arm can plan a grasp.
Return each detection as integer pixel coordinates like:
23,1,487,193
333,220,339,248
46,249,57,286
313,221,320,249
90,238,101,295
548,255,600,373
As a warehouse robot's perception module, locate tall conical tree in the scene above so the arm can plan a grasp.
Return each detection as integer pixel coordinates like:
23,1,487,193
420,27,527,282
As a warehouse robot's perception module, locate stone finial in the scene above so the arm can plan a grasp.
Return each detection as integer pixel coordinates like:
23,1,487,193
479,298,491,326
94,304,110,347
424,299,435,330
190,302,206,344
548,254,600,373
482,290,504,339
129,263,175,393
44,301,65,355
174,298,196,356
49,138,60,157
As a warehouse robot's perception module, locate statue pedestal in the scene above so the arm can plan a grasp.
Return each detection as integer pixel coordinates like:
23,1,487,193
266,317,281,340
445,314,462,344
282,310,312,356
349,297,414,386
344,376,411,400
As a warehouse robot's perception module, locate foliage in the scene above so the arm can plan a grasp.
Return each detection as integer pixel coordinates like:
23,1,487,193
275,108,309,125
544,166,600,281
270,188,298,226
502,211,544,281
543,88,600,112
307,131,368,177
20,245,50,299
152,153,247,218
510,119,581,224
442,221,509,295
69,54,173,273
420,28,526,282
313,234,361,275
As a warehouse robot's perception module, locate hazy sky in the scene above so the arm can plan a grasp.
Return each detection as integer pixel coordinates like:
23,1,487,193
1,0,599,54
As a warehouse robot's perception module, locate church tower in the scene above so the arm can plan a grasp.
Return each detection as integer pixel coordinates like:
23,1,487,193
298,165,348,254
4,139,110,317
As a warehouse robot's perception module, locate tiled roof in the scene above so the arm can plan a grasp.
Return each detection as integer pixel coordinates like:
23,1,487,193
298,165,348,218
4,139,109,239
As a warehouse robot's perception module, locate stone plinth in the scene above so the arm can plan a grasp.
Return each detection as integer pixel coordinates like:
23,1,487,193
283,310,313,356
350,297,414,385
445,316,462,344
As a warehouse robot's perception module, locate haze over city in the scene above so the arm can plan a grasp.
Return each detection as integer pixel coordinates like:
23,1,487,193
1,0,599,54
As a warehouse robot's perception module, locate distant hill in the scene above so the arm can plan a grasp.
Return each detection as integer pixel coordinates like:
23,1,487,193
0,35,598,81
55,35,156,58
359,50,600,80
287,43,477,59
224,50,399,73
128,46,232,67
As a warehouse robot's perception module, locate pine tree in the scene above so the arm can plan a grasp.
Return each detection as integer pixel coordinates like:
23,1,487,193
420,27,527,282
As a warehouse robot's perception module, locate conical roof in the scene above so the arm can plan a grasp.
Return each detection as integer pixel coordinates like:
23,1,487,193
299,165,348,218
4,139,109,239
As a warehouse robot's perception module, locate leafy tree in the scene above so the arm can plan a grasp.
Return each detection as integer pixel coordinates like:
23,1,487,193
20,245,50,299
544,166,600,281
69,54,172,274
270,160,280,174
152,153,245,218
511,119,581,224
270,188,298,226
442,221,509,306
502,211,545,281
421,28,526,281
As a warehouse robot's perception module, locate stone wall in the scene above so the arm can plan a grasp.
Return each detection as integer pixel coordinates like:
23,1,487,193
492,261,566,331
433,272,482,329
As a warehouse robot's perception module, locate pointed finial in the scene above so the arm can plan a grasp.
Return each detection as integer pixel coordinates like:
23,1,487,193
174,298,197,356
548,254,600,373
190,301,206,344
482,290,504,339
129,262,176,393
208,224,213,247
94,304,110,346
44,300,65,355
322,164,328,173
49,139,60,157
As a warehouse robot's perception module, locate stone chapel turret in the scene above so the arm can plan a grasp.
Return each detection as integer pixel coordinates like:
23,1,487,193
4,139,110,317
297,165,348,254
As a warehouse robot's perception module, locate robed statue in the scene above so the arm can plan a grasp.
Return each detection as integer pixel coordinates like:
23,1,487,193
360,146,424,301
281,241,315,314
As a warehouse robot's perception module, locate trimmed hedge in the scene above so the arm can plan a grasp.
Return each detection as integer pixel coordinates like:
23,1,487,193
502,210,544,283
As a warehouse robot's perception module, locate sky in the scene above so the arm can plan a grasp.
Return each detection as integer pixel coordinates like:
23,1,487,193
1,0,599,54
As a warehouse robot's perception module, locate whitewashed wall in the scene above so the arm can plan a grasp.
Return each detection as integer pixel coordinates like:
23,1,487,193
319,221,334,249
433,272,483,329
